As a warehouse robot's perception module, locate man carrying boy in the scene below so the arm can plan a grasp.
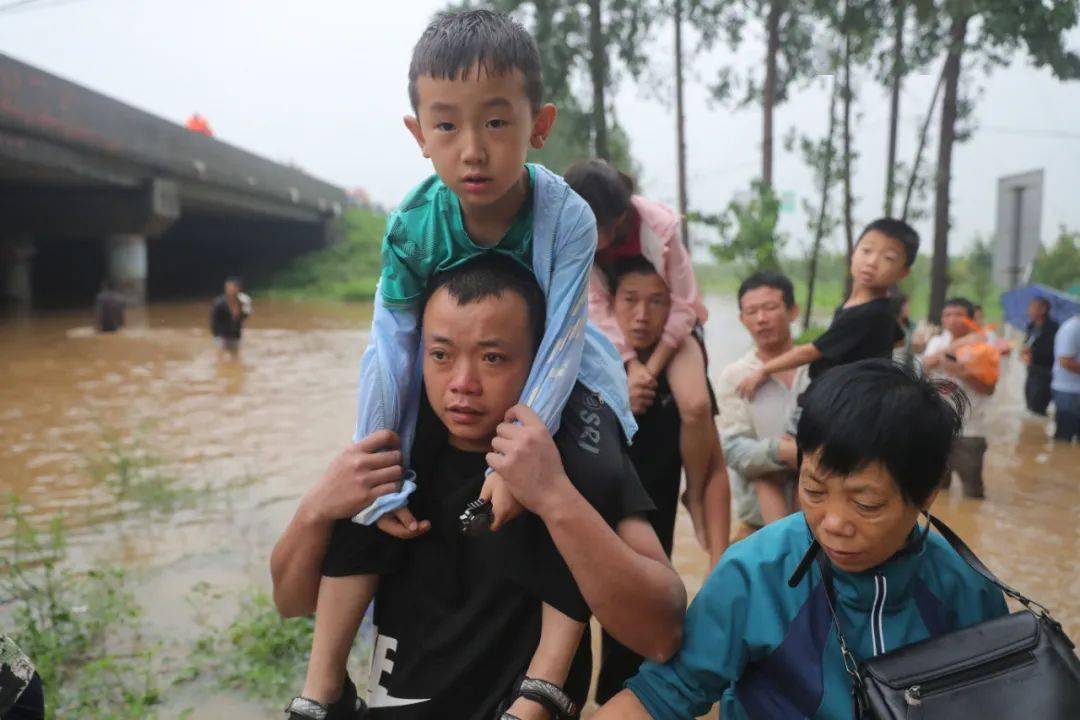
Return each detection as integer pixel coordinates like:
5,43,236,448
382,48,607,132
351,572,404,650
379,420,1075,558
271,256,685,719
282,10,653,719
717,271,807,532
923,297,995,498
736,218,919,399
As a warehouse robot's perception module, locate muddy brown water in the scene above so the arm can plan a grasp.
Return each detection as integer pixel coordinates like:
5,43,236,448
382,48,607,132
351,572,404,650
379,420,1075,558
1,296,1076,719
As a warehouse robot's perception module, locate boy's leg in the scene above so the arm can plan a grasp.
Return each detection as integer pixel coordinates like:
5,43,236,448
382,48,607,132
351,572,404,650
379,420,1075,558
303,574,378,705
752,471,794,525
703,436,731,567
665,338,715,548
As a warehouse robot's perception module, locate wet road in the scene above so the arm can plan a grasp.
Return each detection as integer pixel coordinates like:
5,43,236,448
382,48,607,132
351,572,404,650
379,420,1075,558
1,296,1076,718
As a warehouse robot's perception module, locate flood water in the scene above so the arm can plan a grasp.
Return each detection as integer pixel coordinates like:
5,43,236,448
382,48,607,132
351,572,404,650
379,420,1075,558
1,295,1077,719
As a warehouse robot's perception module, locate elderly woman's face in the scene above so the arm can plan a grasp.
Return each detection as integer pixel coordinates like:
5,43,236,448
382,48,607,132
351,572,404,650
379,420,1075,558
798,450,934,573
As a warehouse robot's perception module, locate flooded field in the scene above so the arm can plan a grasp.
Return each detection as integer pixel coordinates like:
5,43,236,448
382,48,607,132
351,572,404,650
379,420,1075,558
1,295,1076,719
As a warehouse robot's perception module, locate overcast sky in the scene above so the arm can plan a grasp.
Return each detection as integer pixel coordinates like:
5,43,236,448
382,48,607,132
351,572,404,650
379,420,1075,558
2,0,1079,257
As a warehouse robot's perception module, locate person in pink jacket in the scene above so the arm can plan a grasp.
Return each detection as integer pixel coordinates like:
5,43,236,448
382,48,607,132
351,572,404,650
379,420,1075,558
566,159,730,561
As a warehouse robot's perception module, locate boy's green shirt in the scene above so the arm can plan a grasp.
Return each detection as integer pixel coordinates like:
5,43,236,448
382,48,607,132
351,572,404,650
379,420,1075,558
380,165,536,308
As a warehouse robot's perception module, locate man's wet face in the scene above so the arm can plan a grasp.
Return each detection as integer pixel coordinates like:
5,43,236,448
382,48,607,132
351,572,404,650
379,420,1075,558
738,285,795,352
421,287,534,451
613,270,670,353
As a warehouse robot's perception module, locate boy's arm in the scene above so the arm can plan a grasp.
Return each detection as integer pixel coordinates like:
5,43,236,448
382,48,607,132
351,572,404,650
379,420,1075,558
735,343,821,398
505,604,586,720
270,431,403,617
521,202,596,434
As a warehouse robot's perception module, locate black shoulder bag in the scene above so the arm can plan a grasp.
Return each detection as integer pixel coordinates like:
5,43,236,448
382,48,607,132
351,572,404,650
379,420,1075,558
815,513,1080,719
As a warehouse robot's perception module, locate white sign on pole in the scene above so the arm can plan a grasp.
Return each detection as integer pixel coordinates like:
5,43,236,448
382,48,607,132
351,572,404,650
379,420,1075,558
993,170,1044,290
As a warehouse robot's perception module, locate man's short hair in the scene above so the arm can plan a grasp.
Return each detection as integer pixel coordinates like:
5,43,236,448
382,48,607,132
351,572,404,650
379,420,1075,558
944,296,975,319
225,276,243,287
408,10,544,113
1031,296,1051,313
797,359,967,507
422,254,546,352
737,270,795,309
609,256,660,293
858,218,920,267
564,159,633,228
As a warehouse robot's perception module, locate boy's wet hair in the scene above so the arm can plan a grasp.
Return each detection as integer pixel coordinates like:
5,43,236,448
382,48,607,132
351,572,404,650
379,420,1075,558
564,159,633,229
797,359,968,507
610,255,660,293
944,296,975,319
737,270,795,309
858,217,920,267
408,10,544,113
422,253,546,352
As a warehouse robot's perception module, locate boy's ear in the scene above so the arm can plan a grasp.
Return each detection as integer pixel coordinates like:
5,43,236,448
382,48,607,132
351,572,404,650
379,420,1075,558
529,103,558,150
788,303,800,323
896,265,912,282
403,115,429,158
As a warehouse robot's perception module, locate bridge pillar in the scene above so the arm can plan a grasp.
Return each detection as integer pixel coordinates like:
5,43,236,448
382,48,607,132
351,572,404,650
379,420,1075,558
1,235,34,307
107,234,148,305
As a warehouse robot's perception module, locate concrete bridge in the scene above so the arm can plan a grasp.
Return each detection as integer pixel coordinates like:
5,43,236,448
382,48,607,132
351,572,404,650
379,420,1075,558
0,52,348,307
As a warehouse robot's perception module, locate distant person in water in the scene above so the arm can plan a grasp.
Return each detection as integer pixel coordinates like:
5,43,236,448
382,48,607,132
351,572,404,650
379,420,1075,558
210,276,251,359
94,280,126,333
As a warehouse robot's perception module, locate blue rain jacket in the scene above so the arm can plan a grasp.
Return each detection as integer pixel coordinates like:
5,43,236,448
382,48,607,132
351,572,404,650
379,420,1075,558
354,164,637,524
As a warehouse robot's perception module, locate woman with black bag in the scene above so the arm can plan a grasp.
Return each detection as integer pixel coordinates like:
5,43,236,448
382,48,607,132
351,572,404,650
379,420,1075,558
595,359,1080,719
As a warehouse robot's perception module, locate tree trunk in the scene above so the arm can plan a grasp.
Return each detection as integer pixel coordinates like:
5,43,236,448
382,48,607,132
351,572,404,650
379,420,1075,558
842,5,854,298
804,75,840,331
901,61,945,222
588,0,610,160
674,0,689,246
929,13,968,323
762,0,783,189
884,0,906,217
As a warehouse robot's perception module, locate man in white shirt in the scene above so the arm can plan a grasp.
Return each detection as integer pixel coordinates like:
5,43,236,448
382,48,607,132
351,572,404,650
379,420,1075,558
716,271,809,534
923,297,996,498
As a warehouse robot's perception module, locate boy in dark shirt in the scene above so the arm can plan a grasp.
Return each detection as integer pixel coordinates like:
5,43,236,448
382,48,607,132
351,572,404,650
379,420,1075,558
737,218,919,398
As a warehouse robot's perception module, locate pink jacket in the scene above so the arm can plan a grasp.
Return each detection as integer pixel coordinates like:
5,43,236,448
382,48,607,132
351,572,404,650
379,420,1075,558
589,195,709,361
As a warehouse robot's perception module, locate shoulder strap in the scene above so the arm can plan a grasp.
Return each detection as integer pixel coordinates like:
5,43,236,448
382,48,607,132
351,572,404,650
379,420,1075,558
925,513,1046,613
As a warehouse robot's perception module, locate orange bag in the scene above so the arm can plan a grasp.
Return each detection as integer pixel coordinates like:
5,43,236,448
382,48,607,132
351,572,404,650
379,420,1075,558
955,342,1001,387
954,316,1001,386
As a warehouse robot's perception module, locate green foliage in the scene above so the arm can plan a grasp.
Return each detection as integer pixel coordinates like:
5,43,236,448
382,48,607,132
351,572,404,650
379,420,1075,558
262,208,384,302
183,587,316,700
86,432,193,513
0,499,161,719
1032,227,1080,293
698,181,785,271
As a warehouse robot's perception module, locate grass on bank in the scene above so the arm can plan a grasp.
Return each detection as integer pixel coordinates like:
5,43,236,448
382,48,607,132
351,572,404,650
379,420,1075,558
261,208,384,302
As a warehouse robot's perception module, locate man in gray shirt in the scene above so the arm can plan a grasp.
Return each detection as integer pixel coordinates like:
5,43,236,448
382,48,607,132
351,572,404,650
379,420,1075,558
716,272,807,536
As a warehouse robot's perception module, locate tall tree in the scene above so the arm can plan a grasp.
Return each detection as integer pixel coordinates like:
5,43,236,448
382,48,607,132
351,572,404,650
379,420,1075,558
474,0,659,167
691,0,819,192
927,0,1080,322
674,0,690,244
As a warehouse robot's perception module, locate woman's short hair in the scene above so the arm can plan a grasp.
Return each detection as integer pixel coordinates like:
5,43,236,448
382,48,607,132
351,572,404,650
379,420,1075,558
797,359,968,507
563,159,633,229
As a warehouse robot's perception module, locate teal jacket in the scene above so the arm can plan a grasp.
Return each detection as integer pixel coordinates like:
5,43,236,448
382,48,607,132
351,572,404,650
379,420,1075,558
628,512,1008,719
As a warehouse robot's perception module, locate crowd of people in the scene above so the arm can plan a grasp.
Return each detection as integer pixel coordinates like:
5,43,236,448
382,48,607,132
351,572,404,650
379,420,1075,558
262,9,1076,720
4,8,1076,720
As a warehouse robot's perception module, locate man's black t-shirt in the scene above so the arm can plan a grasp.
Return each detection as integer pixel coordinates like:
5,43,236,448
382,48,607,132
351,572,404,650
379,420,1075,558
322,383,654,720
1026,318,1060,369
627,375,682,556
809,297,904,380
